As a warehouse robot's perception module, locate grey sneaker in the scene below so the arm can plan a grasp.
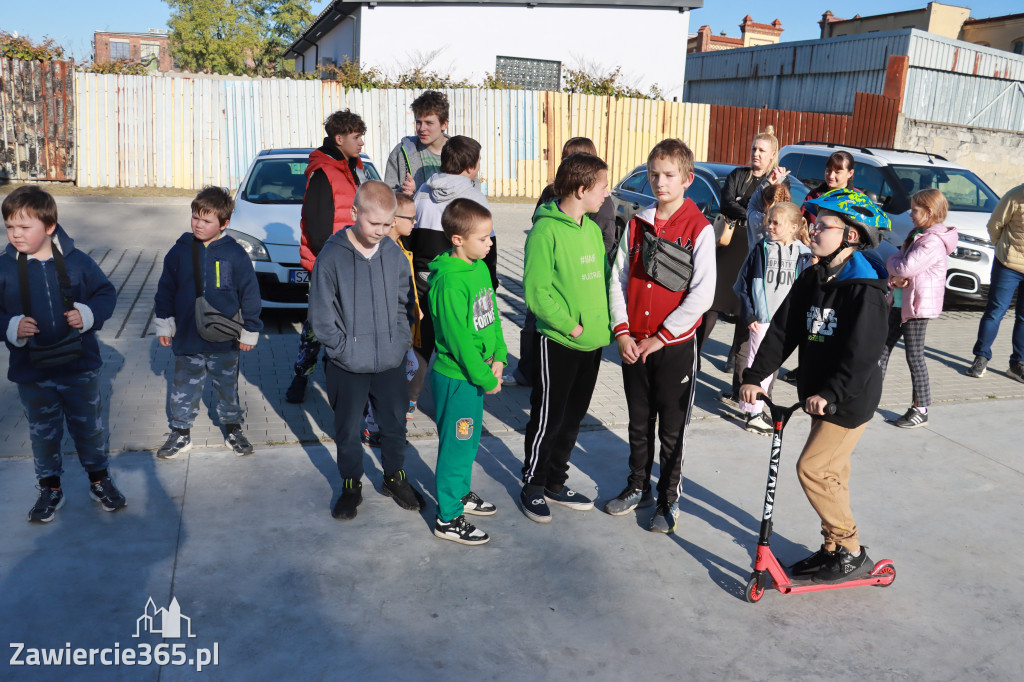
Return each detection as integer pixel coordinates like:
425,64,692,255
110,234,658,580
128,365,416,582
890,406,928,429
157,429,192,460
649,501,680,534
604,485,654,516
89,477,127,512
28,487,64,523
966,355,987,378
224,425,254,456
1007,361,1024,384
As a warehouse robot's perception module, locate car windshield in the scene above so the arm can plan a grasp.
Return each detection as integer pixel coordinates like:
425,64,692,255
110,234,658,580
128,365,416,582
889,165,999,213
243,157,381,204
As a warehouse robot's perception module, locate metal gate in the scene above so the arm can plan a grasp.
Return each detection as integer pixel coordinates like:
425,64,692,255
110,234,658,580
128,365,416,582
0,58,75,182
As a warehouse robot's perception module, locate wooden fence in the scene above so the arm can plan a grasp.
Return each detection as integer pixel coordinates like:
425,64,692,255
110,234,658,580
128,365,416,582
0,58,75,182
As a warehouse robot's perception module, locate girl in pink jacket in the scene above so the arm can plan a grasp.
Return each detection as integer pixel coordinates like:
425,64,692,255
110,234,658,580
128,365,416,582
879,189,958,428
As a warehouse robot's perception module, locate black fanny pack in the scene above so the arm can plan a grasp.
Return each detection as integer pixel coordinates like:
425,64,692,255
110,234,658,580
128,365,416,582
18,248,85,368
641,227,694,292
192,240,245,343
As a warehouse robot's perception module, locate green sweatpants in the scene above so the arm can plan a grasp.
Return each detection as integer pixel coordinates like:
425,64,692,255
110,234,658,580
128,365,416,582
431,370,484,522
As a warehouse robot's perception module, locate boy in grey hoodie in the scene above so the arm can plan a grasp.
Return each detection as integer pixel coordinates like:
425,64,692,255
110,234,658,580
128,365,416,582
308,180,423,521
408,136,498,407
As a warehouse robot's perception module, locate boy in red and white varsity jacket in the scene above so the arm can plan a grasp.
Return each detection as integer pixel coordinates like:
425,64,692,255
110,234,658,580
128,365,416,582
605,139,716,534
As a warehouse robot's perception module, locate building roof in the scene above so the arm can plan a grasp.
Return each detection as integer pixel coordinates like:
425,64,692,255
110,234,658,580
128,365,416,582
285,0,704,58
962,12,1024,26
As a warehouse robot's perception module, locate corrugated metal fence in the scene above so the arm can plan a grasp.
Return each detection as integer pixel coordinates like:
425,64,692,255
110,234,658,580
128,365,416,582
707,93,899,166
0,58,75,182
74,73,711,195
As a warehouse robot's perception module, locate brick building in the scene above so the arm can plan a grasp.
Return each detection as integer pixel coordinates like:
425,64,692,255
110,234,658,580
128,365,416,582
93,30,173,72
688,15,783,53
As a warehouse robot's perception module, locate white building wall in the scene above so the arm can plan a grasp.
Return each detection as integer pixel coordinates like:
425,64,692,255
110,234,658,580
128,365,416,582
354,5,690,98
298,12,357,71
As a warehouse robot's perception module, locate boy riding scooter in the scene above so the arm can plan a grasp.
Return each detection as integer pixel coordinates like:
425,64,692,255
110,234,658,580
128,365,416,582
739,188,891,584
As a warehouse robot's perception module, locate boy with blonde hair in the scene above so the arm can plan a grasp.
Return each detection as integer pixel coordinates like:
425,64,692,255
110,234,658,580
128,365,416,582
605,139,716,533
309,180,423,520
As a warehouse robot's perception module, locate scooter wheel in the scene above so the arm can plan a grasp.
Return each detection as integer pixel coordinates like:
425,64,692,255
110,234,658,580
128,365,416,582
744,576,765,603
875,563,896,587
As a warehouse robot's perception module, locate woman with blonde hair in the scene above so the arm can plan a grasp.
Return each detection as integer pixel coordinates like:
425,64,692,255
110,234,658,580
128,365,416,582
699,126,783,404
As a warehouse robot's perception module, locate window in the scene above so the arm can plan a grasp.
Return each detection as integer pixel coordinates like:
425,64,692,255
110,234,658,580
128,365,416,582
686,175,719,216
619,171,647,194
495,56,561,91
850,164,894,206
1013,39,1023,55
109,39,129,61
243,160,310,204
140,43,160,61
889,165,999,213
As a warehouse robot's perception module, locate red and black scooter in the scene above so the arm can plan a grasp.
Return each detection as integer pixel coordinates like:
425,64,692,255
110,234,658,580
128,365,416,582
744,395,895,603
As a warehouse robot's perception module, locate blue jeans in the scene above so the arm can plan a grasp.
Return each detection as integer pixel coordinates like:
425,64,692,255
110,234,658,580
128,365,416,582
973,259,1024,364
17,369,108,480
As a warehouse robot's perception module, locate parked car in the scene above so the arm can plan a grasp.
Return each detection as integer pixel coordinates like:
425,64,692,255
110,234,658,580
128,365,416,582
610,161,811,227
778,142,1001,299
226,149,381,309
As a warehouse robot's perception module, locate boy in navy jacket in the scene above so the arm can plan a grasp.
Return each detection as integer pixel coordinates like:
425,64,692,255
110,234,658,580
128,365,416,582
1,186,122,522
154,186,262,459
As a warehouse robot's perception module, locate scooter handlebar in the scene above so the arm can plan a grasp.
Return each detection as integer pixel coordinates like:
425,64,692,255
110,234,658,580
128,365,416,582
757,394,837,416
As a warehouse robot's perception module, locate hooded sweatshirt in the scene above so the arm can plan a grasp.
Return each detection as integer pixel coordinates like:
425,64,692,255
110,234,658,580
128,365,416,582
734,237,814,325
744,251,889,428
886,223,958,322
153,232,263,356
384,135,445,194
428,252,508,391
299,139,365,271
524,202,612,352
411,173,497,288
308,228,416,374
0,225,117,383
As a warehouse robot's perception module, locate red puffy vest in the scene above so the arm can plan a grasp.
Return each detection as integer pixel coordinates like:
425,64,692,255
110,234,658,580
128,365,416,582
299,150,363,272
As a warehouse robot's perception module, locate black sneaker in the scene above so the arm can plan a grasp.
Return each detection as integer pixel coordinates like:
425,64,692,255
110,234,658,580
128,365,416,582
787,545,835,577
889,406,928,429
966,355,987,378
28,487,64,523
544,486,594,511
285,374,308,403
157,429,192,460
89,477,127,512
1007,361,1024,384
332,479,362,520
520,488,551,524
361,429,382,448
434,515,489,545
382,470,424,511
782,367,800,384
461,491,497,516
812,546,872,584
649,501,680,533
224,425,254,456
718,390,739,409
723,355,736,373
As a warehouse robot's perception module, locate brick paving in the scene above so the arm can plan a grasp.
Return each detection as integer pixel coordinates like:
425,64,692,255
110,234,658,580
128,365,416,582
0,238,1020,458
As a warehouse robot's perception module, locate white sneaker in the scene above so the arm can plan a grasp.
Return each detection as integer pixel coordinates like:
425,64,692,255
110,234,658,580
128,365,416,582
745,412,773,436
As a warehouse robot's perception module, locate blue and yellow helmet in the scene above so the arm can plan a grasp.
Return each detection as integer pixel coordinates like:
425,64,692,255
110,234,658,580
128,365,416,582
805,188,891,249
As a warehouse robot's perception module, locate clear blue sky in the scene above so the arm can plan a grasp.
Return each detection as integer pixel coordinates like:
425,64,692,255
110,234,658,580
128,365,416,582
0,1,1013,61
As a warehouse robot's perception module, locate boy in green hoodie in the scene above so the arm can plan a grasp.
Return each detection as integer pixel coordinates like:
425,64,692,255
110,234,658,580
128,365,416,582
521,153,612,523
428,198,507,545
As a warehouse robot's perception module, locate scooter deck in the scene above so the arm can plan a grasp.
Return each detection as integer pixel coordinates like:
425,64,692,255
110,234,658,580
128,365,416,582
774,562,896,594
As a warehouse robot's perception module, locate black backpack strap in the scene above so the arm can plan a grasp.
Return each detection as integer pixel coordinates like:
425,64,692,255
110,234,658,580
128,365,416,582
191,239,204,299
17,252,32,317
50,244,76,312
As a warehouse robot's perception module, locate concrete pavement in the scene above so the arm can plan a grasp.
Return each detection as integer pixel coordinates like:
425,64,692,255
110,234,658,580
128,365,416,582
1,196,1023,679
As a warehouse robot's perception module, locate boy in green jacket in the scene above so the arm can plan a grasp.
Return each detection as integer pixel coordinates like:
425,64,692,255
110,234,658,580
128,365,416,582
521,153,612,523
428,198,508,545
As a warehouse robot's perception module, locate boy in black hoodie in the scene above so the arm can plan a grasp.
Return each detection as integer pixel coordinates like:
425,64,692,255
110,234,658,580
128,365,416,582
740,188,890,584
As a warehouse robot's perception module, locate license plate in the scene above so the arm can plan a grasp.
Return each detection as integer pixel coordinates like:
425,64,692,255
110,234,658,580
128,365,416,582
288,269,309,284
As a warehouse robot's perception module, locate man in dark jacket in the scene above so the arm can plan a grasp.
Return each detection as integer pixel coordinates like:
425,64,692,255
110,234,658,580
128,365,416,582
741,188,891,585
286,109,367,403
